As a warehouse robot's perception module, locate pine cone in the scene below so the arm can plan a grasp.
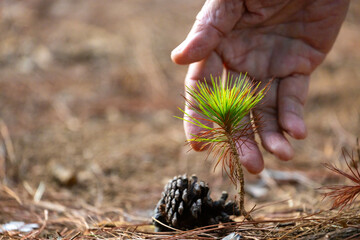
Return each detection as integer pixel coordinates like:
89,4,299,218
153,174,240,231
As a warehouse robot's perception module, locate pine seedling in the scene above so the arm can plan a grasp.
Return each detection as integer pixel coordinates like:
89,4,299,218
177,73,269,220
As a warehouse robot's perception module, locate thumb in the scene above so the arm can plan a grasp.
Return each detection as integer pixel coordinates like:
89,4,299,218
171,0,244,65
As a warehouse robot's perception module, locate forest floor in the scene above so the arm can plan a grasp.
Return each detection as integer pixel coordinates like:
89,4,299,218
0,1,360,239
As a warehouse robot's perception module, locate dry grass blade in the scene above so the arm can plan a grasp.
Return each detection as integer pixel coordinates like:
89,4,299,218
1,184,23,205
322,143,360,210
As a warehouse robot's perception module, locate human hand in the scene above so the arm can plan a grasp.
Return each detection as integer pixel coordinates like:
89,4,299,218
172,0,349,174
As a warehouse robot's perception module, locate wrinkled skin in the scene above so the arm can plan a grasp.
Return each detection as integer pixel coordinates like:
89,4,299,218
172,0,350,174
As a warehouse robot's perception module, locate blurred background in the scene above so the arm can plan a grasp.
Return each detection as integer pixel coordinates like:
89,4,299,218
0,0,359,222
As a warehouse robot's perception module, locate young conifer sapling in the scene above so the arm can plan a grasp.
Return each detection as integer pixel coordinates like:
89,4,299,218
177,73,269,220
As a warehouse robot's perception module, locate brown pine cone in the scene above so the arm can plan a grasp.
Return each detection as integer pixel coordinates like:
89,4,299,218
153,174,240,231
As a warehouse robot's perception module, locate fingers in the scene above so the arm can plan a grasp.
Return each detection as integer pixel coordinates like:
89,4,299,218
253,79,294,161
171,0,244,65
235,116,264,174
184,52,223,151
278,74,309,139
253,75,309,161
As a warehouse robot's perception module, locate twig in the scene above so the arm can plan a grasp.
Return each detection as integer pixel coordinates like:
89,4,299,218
70,231,81,240
0,119,16,164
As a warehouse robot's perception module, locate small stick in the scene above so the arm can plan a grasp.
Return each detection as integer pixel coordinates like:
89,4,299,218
356,137,360,163
0,143,5,182
0,119,16,164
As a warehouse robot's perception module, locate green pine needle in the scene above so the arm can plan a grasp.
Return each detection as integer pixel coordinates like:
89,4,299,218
177,73,269,182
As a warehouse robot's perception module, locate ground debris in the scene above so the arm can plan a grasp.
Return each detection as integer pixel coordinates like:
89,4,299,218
301,227,360,240
1,184,360,239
